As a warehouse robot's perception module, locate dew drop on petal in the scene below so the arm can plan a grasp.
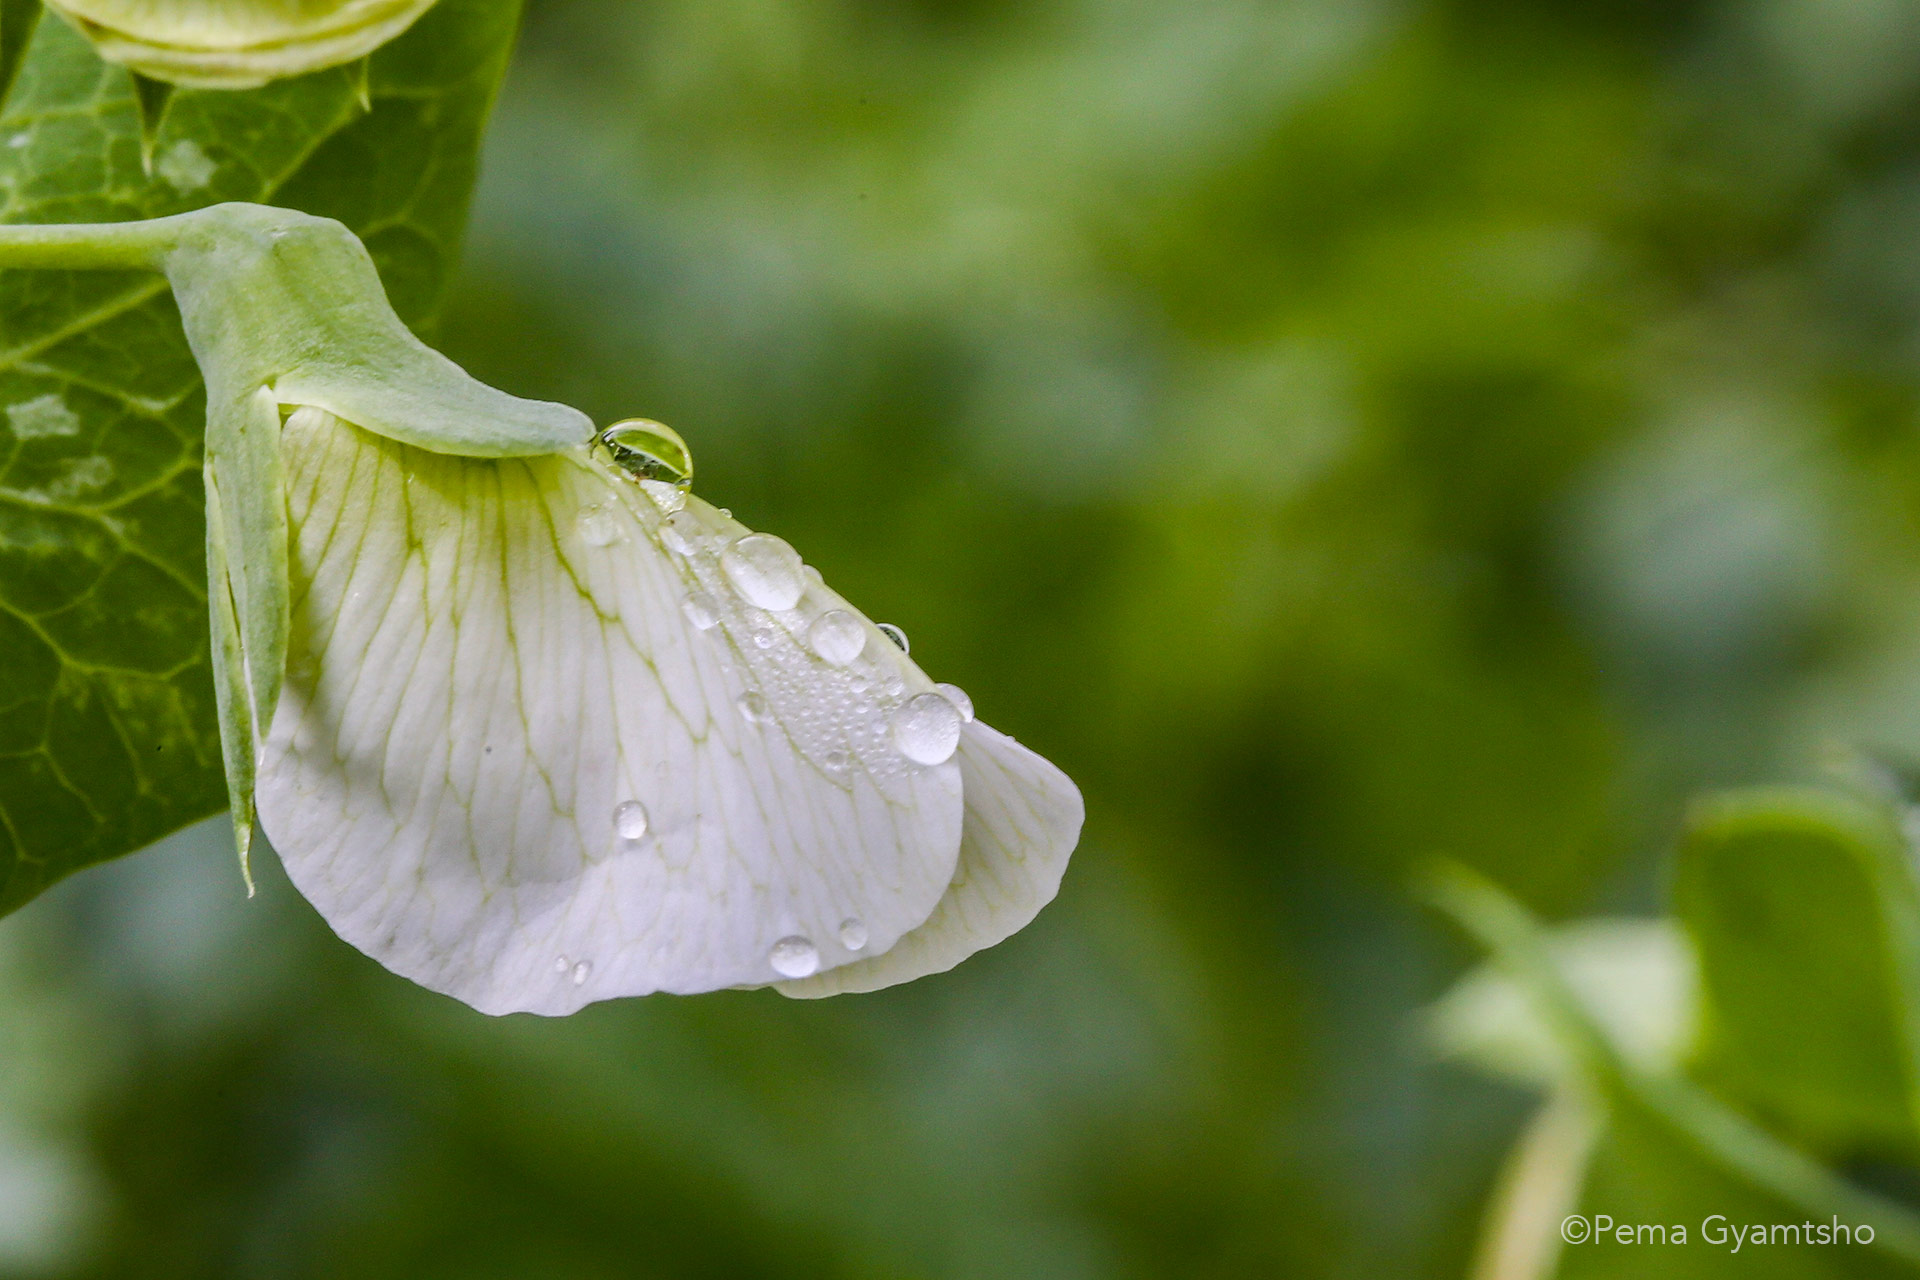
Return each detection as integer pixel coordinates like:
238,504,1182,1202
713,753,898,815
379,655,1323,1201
554,955,571,975
612,800,649,841
578,504,619,547
599,419,693,487
639,479,686,512
877,622,910,653
934,682,975,722
660,511,699,556
722,533,805,610
769,936,820,978
571,960,593,986
822,749,851,778
682,593,719,630
753,627,777,649
803,565,824,586
892,692,962,765
850,675,871,694
839,918,869,951
737,691,770,723
808,610,865,666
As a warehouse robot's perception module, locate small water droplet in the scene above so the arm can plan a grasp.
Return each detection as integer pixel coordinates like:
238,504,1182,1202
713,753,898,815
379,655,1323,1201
660,511,700,556
935,682,974,722
850,675,871,694
578,504,619,547
892,693,962,766
737,691,770,722
769,935,820,978
803,565,824,585
718,507,732,519
571,960,593,986
839,918,869,951
822,749,851,778
613,800,649,840
877,623,910,653
808,610,866,666
598,419,693,487
554,955,571,975
722,533,805,610
682,593,719,630
753,627,777,649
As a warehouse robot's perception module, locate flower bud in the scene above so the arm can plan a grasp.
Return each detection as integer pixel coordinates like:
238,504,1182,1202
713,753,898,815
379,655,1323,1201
44,0,439,88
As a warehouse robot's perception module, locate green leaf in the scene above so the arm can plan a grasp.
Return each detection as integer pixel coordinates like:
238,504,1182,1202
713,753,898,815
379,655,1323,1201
1675,787,1920,1159
0,0,525,916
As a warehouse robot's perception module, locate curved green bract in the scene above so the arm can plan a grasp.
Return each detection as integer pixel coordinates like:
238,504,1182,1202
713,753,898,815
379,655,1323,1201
0,0,527,916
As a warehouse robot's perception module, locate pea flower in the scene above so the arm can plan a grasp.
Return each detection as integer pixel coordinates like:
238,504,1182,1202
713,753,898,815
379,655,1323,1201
43,0,440,88
0,203,1082,1014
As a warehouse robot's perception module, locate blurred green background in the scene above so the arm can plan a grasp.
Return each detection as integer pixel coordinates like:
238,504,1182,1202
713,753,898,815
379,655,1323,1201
14,0,1920,1274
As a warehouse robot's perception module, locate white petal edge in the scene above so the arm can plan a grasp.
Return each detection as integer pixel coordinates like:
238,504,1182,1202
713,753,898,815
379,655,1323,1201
258,409,966,1015
777,719,1084,998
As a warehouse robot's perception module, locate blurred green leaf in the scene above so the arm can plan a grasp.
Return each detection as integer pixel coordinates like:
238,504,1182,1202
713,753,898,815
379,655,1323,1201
0,0,523,917
1428,860,1920,1275
1675,788,1920,1158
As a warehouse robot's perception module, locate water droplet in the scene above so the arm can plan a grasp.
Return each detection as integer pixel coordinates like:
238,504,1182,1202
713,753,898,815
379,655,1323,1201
660,511,699,556
850,675,871,694
571,960,593,986
718,507,732,519
722,533,805,610
554,955,571,974
578,504,619,547
935,682,974,722
599,419,693,487
892,693,962,765
737,691,770,722
682,593,719,630
753,627,777,649
822,749,851,778
877,623,910,653
639,479,686,512
803,565,824,585
808,610,866,666
613,800,649,841
839,918,869,951
769,935,820,978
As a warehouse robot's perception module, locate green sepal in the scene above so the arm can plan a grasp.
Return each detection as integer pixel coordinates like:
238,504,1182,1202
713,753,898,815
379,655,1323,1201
204,460,256,892
158,204,592,457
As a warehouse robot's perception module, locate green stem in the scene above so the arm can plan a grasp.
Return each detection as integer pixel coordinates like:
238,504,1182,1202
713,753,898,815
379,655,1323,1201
0,213,189,272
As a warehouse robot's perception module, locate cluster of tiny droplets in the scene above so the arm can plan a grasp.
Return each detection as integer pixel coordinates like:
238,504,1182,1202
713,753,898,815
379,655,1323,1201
580,422,977,983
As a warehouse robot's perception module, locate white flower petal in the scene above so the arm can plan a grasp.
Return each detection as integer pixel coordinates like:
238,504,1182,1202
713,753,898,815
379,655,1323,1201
777,720,1084,998
258,409,966,1016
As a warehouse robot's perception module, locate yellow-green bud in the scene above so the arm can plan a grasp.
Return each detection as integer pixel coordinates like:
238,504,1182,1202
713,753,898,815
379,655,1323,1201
44,0,438,89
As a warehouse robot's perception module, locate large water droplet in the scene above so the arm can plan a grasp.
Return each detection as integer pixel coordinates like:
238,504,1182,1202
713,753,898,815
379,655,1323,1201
571,959,593,986
808,610,865,666
839,918,869,951
892,692,962,765
578,504,619,547
599,419,693,487
935,682,974,723
612,800,649,841
722,533,805,610
877,622,910,653
769,935,820,978
682,593,719,630
737,691,770,723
